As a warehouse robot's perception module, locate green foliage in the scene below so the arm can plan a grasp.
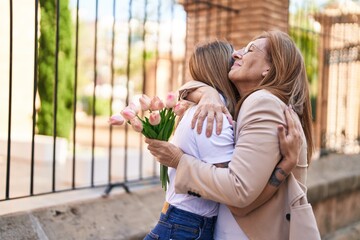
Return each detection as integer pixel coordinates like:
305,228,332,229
115,46,155,77
80,96,110,116
290,28,319,120
289,28,318,86
38,0,74,139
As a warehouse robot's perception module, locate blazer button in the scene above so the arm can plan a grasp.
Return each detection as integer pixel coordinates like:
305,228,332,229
286,213,291,221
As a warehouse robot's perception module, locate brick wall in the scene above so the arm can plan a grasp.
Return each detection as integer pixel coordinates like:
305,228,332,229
179,0,289,80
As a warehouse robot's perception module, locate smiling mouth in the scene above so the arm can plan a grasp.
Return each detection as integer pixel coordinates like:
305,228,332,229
231,62,241,69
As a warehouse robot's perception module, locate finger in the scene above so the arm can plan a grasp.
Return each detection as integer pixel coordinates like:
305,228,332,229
147,144,157,154
196,112,206,134
191,108,201,129
284,107,295,134
223,105,233,125
288,107,302,141
277,124,287,144
145,138,162,148
206,111,214,137
290,108,302,133
215,112,223,136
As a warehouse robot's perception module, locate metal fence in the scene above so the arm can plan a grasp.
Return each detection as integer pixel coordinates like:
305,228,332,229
289,0,360,155
0,0,186,201
2,0,360,204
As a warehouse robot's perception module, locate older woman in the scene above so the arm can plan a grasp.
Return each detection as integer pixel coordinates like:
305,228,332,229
146,30,318,239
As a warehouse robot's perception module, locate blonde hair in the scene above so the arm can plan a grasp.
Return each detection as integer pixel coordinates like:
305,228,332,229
189,40,239,117
238,31,314,163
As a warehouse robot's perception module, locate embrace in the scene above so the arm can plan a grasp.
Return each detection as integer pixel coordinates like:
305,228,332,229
144,30,320,240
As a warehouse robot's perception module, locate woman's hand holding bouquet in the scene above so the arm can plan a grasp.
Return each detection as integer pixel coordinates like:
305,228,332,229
109,92,188,191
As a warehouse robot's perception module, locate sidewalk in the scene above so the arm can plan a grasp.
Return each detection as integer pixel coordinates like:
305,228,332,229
307,153,360,203
0,153,359,239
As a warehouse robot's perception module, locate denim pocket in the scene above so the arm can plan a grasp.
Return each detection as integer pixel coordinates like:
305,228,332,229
171,223,200,240
144,231,159,240
144,220,172,240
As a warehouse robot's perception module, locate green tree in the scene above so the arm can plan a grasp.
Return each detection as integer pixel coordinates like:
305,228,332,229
289,2,320,120
38,0,74,139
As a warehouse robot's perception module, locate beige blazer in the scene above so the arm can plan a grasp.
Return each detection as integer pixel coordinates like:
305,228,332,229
176,82,308,239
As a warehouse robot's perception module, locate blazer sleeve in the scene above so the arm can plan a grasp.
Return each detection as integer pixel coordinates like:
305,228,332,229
178,80,209,100
174,91,286,208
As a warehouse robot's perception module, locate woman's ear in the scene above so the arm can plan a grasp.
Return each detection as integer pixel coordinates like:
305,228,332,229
261,68,270,78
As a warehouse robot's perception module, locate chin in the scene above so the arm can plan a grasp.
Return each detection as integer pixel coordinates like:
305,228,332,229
228,71,238,82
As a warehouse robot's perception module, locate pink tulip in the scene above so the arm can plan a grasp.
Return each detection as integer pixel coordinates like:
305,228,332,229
108,114,125,125
121,106,137,121
165,92,177,109
130,117,143,132
139,94,151,111
150,96,165,111
174,101,188,117
129,102,140,114
149,111,161,126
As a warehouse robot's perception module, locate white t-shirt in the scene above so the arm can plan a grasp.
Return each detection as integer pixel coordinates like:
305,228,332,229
167,98,248,239
167,104,233,217
214,204,249,239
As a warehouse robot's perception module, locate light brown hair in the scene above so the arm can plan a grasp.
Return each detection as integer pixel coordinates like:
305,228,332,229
189,40,239,117
238,31,314,163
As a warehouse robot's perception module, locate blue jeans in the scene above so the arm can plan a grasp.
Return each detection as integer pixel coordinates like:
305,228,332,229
144,204,217,240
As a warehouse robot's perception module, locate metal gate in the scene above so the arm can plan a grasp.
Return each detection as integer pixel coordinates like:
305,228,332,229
289,0,360,156
0,0,186,202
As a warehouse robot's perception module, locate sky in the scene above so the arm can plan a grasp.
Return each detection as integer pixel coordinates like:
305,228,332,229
69,0,186,22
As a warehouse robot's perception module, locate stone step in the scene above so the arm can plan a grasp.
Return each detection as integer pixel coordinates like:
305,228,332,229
323,221,360,240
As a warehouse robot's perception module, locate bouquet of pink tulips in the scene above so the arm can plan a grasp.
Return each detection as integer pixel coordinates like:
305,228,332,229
109,92,187,191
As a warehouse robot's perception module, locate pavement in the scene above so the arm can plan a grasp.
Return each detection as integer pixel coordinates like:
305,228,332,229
0,153,359,240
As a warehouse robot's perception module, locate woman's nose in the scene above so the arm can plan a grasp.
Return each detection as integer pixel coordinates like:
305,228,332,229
232,48,244,59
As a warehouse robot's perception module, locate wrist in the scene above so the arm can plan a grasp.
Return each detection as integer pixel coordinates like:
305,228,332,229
269,167,287,187
169,150,183,169
199,85,218,97
277,156,297,175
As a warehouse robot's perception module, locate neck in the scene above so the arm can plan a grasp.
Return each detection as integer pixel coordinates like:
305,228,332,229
235,83,253,97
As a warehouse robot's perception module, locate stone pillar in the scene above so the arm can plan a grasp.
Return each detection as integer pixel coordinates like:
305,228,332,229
314,14,332,151
179,0,289,82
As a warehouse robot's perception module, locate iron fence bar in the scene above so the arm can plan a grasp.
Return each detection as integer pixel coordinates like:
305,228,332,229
108,0,116,184
52,0,60,192
334,14,347,149
124,0,133,185
30,0,39,195
341,17,349,150
6,0,14,200
0,185,104,202
154,0,161,98
169,0,174,91
152,0,162,176
72,0,80,189
1,178,159,202
91,0,99,187
1,175,158,202
139,0,149,181
102,176,160,197
181,0,188,85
